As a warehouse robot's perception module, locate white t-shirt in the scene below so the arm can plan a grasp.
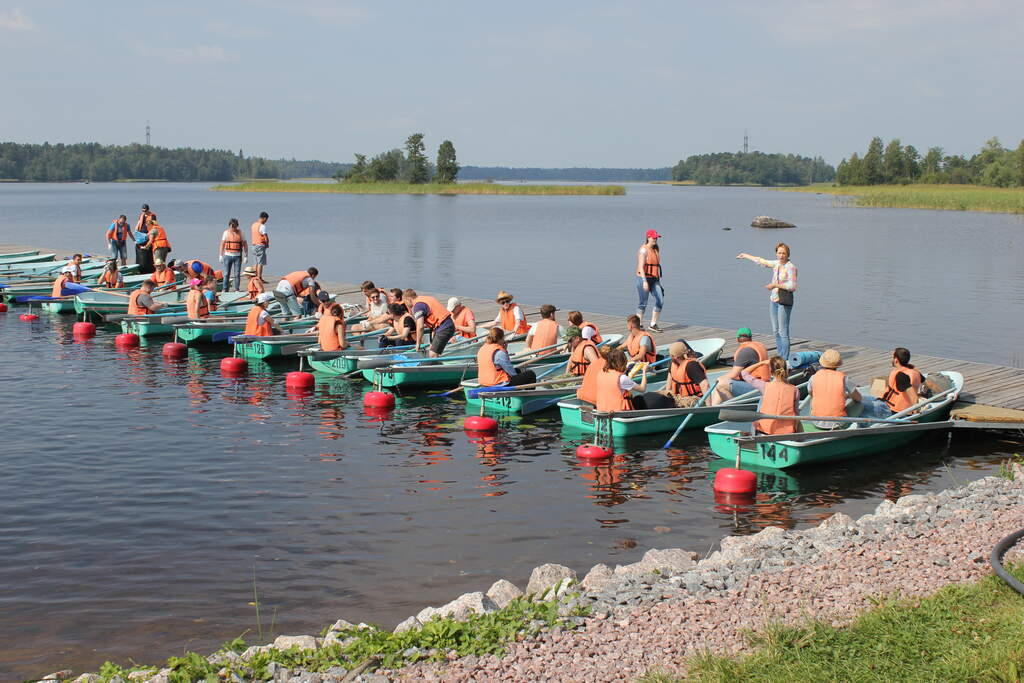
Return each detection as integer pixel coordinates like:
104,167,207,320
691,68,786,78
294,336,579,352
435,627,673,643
581,324,598,341
258,310,270,325
276,276,314,295
492,305,525,326
619,375,637,392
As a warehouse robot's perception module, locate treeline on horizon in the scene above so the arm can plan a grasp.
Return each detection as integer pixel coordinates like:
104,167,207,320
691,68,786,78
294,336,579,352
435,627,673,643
837,137,1024,187
457,166,671,181
671,151,835,186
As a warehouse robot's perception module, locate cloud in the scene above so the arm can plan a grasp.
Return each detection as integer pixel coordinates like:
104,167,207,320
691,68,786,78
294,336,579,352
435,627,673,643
206,20,268,39
0,8,35,31
135,43,240,64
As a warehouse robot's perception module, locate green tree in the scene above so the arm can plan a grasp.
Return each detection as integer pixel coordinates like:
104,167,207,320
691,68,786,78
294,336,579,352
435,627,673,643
435,140,459,184
882,138,904,183
863,137,884,184
341,154,368,181
368,149,403,182
1016,139,1024,186
902,145,920,181
405,133,429,183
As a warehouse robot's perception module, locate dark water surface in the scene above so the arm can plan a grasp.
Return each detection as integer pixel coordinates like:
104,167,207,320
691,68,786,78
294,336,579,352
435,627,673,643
1,183,1022,679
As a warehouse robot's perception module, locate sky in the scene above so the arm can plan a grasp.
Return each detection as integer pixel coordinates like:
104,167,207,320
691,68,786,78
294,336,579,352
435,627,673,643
1,0,1022,167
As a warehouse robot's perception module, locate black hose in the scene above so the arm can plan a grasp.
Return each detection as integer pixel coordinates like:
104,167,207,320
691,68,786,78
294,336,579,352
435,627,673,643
989,527,1024,596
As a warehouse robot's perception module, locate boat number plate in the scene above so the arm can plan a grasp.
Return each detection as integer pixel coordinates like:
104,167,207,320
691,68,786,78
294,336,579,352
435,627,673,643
252,342,265,354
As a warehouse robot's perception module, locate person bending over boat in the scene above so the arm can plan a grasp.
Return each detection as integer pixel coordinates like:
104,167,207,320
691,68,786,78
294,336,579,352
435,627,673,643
317,302,348,351
736,242,797,359
245,292,284,336
525,304,561,356
98,260,124,289
596,348,650,411
710,327,770,406
145,214,172,265
477,327,538,388
480,290,529,334
380,303,415,349
185,278,211,319
864,347,923,418
107,215,132,266
51,268,76,297
740,356,802,435
128,280,168,315
181,259,216,281
274,268,318,318
636,229,664,332
448,297,477,340
567,310,603,344
624,315,656,363
808,349,861,429
664,341,710,407
405,288,456,357
244,266,264,300
149,260,176,289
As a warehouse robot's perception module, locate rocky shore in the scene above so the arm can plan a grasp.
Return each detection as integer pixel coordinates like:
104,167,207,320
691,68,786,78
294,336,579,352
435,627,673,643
48,463,1024,683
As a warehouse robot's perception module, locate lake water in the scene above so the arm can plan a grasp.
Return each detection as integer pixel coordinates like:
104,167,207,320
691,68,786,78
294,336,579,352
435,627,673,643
1,182,1022,679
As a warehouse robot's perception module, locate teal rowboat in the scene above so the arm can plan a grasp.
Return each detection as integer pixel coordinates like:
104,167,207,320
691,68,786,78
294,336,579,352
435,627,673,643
0,252,56,266
703,371,963,469
232,322,377,360
0,250,40,260
118,294,254,337
302,333,488,375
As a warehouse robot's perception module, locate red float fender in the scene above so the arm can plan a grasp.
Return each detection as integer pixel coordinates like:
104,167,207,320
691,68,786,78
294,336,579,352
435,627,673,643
575,444,613,460
464,416,499,432
115,333,140,347
713,467,757,494
363,391,396,409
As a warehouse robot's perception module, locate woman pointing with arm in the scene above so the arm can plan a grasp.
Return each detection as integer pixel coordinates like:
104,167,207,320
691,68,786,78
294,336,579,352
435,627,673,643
736,242,797,359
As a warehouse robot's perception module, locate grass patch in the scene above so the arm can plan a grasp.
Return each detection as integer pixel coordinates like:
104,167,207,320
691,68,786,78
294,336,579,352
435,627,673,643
782,183,1024,214
641,563,1024,683
651,180,697,186
211,180,625,196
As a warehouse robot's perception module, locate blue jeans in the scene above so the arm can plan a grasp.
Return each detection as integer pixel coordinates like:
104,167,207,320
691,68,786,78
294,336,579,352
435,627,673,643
274,290,301,317
769,301,792,359
860,397,893,420
222,253,242,291
109,240,127,262
636,276,663,314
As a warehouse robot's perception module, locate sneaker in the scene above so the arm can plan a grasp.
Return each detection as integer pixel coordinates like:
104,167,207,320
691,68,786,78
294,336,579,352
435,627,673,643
648,323,662,332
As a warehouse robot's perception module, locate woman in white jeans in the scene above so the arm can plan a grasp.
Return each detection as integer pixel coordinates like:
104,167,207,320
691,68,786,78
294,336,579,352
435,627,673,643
736,242,797,359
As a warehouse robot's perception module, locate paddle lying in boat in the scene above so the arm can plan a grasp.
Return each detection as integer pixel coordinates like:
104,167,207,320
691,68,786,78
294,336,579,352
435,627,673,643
703,371,963,469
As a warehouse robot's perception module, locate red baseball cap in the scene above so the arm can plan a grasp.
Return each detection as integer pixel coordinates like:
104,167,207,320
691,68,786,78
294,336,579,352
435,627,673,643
646,229,662,239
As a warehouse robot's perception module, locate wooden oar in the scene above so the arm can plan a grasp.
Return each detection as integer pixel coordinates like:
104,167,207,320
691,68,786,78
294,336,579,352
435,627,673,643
717,406,913,425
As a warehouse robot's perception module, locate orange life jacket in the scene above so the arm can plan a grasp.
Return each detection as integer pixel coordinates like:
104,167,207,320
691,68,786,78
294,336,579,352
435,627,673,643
626,330,656,363
52,273,72,298
317,312,345,351
108,221,131,241
128,290,153,315
668,359,705,397
881,365,923,413
247,275,265,300
576,355,607,404
499,304,529,334
149,267,176,288
244,306,273,336
529,318,560,355
222,229,244,254
569,339,598,376
580,321,603,344
756,381,800,434
186,260,215,279
637,245,662,278
284,271,312,297
595,369,633,412
251,221,268,246
186,289,210,319
477,342,510,387
416,295,452,330
149,222,170,249
737,340,771,381
99,270,122,288
811,368,848,418
452,306,475,339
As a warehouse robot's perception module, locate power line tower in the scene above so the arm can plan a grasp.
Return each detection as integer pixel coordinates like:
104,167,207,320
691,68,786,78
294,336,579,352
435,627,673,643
146,121,151,146
743,129,749,155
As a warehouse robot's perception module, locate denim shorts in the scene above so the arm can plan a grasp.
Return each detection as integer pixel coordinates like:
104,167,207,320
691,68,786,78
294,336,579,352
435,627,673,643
252,244,268,265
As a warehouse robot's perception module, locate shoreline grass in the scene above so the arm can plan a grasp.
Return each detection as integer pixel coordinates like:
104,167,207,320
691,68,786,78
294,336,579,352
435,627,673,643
782,183,1024,214
212,180,625,196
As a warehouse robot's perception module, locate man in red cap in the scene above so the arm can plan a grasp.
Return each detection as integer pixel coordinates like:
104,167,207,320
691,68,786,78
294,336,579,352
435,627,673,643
636,228,664,331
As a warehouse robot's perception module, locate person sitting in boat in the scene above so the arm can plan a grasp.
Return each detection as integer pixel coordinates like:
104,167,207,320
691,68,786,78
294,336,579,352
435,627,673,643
380,302,415,349
202,274,220,312
128,280,168,315
51,268,76,297
595,348,649,411
185,278,211,319
98,260,124,289
709,327,770,406
447,297,477,340
244,265,265,300
567,310,602,344
64,254,84,282
317,302,348,351
865,347,923,417
624,315,656,364
244,292,284,336
358,281,391,330
525,304,561,356
479,290,529,335
149,260,177,289
664,341,710,407
274,268,318,318
808,349,862,429
741,356,803,435
477,327,538,388
388,288,406,311
404,288,456,357
567,326,605,405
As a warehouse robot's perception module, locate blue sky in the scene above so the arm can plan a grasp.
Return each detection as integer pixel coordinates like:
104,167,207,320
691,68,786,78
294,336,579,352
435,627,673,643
1,1,1021,167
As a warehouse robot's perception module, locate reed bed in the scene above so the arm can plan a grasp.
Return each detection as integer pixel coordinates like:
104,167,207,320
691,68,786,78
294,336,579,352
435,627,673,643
783,183,1024,214
212,181,625,196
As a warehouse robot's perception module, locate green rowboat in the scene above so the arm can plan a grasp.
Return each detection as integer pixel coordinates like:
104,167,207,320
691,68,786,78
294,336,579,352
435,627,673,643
302,333,488,375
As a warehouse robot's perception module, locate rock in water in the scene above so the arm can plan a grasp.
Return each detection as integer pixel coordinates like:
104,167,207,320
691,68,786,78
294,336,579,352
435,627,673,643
751,216,795,228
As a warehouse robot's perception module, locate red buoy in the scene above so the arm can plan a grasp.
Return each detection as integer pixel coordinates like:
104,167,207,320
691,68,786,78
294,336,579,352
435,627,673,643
220,357,248,375
19,313,39,321
0,302,8,313
162,342,187,359
464,415,499,432
363,391,396,409
72,321,96,337
575,444,613,460
115,333,140,347
285,371,315,389
713,467,757,494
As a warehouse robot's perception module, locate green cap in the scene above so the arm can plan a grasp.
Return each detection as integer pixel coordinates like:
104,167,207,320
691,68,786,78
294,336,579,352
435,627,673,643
563,325,582,342
736,327,752,338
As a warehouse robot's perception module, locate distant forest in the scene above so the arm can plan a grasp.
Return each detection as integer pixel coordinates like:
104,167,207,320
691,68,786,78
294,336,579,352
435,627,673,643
836,136,1024,187
672,152,835,186
458,167,671,181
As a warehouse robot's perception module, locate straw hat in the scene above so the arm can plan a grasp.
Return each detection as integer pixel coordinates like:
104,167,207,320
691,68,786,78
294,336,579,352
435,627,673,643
669,341,692,359
242,266,257,277
495,290,513,303
819,349,842,369
446,297,461,312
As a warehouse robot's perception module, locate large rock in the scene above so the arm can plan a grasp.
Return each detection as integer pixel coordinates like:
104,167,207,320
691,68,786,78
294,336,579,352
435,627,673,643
615,548,698,577
525,563,577,598
273,634,317,651
417,591,498,623
393,615,421,634
486,579,524,608
580,564,614,592
328,619,357,632
818,512,853,530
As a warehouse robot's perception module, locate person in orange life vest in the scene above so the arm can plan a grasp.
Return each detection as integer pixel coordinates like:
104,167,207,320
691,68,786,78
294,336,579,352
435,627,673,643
107,214,133,266
149,260,177,289
317,302,348,351
144,213,172,264
565,310,603,344
51,268,76,297
244,292,284,336
709,327,771,406
739,356,803,435
481,290,530,335
274,267,318,318
595,348,649,412
219,218,248,293
380,302,416,349
134,204,155,274
624,315,656,363
404,288,456,357
447,297,478,340
864,347,923,418
243,265,264,300
566,327,605,404
664,341,710,406
63,254,84,281
98,260,124,289
808,349,862,429
476,327,538,388
525,304,561,355
250,211,270,281
127,280,168,315
636,229,665,331
185,278,211,319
